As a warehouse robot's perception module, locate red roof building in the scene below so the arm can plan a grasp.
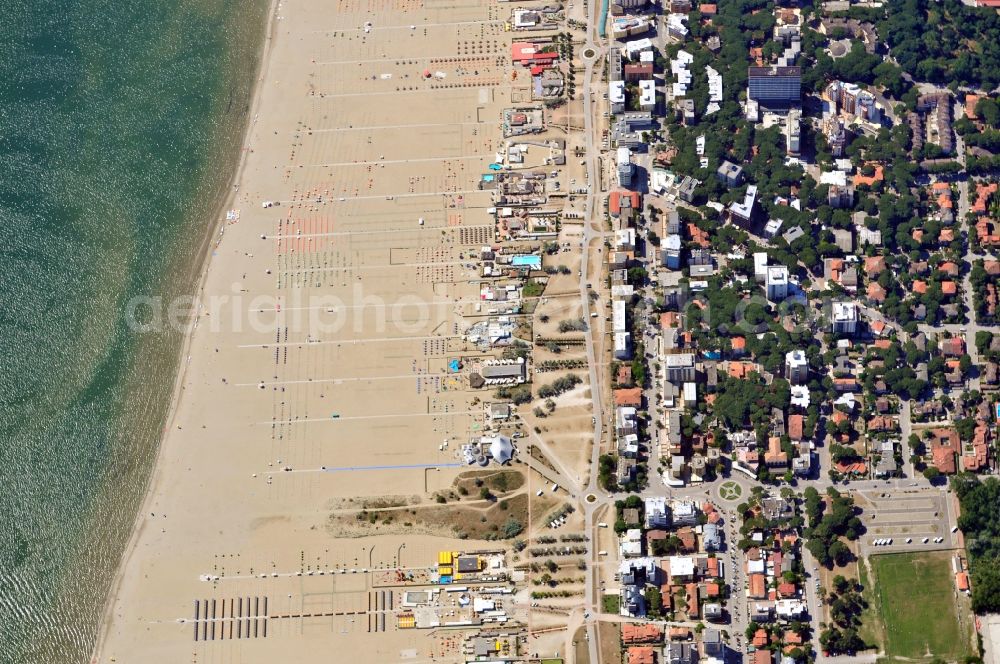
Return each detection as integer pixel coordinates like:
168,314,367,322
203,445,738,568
624,63,654,82
973,182,998,215
622,623,663,645
777,581,797,597
966,94,980,120
511,42,559,66
686,583,699,618
627,646,656,664
614,388,643,407
765,436,788,468
706,556,721,578
864,255,886,275
669,626,692,640
929,428,960,474
963,422,990,471
749,573,767,599
854,164,884,187
610,190,641,217
941,337,965,357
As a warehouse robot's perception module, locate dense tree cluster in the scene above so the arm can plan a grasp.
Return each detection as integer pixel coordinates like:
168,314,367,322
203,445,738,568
712,373,788,429
953,476,1000,613
820,576,870,655
880,0,1000,90
803,487,862,567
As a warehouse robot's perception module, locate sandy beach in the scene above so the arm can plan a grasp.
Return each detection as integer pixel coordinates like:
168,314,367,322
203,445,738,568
89,0,568,660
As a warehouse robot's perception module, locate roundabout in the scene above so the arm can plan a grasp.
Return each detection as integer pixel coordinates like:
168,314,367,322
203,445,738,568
718,480,743,502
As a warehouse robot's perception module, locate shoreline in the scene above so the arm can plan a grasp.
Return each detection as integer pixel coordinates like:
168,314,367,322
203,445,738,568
88,1,541,660
88,1,280,660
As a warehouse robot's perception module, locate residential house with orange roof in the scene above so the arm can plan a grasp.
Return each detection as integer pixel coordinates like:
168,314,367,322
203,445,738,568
706,556,721,578
764,436,788,469
864,255,886,275
615,387,643,407
836,460,867,475
685,583,699,618
928,427,960,474
932,181,954,216
941,336,965,357
676,527,697,552
966,94,980,120
946,358,963,385
777,581,798,598
788,414,804,441
610,190,642,218
834,377,858,392
962,422,990,471
973,182,998,215
622,623,663,645
976,217,1000,246
867,281,886,303
854,164,884,187
728,361,757,379
668,626,691,641
868,415,897,432
749,573,767,599
627,646,656,664
688,223,710,248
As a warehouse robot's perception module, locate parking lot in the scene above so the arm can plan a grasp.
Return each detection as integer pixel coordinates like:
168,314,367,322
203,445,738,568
855,488,957,554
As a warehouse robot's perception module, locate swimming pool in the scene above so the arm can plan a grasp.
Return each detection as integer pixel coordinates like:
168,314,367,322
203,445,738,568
511,255,541,269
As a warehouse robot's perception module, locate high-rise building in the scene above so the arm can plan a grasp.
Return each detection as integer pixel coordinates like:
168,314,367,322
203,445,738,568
665,353,696,384
787,109,801,155
785,350,809,384
831,302,858,336
766,265,789,301
747,66,801,107
617,146,634,187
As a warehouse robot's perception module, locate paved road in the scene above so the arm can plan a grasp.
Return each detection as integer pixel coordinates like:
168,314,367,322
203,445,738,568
577,0,607,660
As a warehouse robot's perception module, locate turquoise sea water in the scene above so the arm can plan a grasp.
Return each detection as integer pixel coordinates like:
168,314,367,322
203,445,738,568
0,1,268,661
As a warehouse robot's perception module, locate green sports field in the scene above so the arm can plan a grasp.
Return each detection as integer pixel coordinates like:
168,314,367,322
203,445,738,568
866,551,974,661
